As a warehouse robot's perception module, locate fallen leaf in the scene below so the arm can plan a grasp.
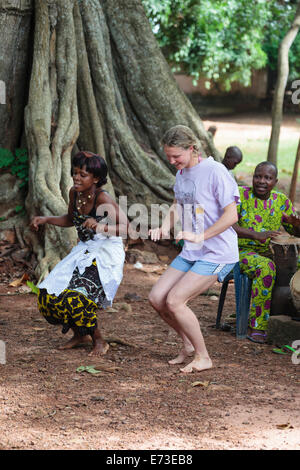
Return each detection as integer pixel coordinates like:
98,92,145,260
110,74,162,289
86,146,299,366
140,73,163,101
276,423,294,430
158,255,169,262
209,384,234,392
9,272,30,287
126,397,138,404
87,363,120,373
113,302,132,313
191,381,210,388
26,281,39,294
105,336,136,348
209,295,219,301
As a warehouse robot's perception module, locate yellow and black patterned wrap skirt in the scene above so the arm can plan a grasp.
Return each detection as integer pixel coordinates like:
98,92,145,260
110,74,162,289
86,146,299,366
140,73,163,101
38,259,106,336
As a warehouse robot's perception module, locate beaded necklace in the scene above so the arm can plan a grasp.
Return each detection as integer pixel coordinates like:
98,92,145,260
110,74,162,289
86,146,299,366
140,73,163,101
76,191,95,213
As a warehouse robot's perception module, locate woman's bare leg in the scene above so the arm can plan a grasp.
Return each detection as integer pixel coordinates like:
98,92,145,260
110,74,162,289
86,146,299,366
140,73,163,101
149,266,195,362
165,271,218,373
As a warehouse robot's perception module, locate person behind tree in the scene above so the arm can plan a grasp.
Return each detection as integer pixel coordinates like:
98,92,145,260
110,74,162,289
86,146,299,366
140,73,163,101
207,125,217,138
30,151,128,356
234,161,300,343
222,146,243,172
148,125,240,373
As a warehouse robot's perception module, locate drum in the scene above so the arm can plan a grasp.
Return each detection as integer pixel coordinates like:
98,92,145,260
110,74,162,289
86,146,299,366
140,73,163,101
270,235,300,286
270,235,300,316
290,270,300,313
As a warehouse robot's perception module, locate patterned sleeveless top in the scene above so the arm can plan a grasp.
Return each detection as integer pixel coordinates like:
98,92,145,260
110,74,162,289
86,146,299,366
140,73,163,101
73,190,107,242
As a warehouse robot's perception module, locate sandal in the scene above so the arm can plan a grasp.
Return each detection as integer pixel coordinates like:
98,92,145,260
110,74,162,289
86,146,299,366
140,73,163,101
76,365,102,376
247,331,267,344
272,345,299,355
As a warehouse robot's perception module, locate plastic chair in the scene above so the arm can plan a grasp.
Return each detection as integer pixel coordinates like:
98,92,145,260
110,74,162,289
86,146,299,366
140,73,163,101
216,262,252,339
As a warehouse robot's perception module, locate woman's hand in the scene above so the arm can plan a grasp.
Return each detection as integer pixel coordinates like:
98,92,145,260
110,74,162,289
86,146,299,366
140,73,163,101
148,227,171,242
175,230,203,244
30,216,48,232
95,223,109,234
82,218,98,231
148,227,162,242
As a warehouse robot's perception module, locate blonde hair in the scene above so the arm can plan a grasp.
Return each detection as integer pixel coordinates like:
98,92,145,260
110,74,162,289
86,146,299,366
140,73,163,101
161,125,201,155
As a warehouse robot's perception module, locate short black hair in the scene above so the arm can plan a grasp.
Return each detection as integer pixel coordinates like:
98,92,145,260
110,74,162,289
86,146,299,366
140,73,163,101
255,161,278,178
224,146,243,161
71,151,108,187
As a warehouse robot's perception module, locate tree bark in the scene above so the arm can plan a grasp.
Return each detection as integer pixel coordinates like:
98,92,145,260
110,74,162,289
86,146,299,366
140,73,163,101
267,3,300,165
24,0,79,281
0,0,33,150
289,137,300,203
0,1,33,234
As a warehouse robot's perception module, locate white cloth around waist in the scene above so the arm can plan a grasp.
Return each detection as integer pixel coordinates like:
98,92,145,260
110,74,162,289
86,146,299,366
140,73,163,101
38,233,125,305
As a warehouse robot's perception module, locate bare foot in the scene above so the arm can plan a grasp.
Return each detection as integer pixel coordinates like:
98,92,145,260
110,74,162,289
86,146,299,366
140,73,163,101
58,335,91,350
88,340,109,357
180,354,212,373
168,346,195,365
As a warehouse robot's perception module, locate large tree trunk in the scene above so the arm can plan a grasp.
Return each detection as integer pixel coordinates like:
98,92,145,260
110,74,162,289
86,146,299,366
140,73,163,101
5,0,220,281
0,0,33,150
24,0,79,280
0,0,33,235
267,3,300,165
289,137,300,203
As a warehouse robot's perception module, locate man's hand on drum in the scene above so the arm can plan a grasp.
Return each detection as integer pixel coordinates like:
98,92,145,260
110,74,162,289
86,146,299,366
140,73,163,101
253,230,281,242
283,212,300,227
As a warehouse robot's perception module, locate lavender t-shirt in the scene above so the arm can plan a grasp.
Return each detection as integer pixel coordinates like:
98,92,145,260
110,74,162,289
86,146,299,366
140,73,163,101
173,157,240,264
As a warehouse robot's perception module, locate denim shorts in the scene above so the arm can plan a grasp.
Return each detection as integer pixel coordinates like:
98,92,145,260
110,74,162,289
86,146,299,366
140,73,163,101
170,255,235,282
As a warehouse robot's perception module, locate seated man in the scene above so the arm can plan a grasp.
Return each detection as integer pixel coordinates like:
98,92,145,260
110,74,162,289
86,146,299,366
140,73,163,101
222,146,243,172
233,161,300,343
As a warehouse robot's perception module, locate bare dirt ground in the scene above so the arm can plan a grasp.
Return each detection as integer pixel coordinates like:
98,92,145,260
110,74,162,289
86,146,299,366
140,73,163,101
205,111,300,149
0,114,299,451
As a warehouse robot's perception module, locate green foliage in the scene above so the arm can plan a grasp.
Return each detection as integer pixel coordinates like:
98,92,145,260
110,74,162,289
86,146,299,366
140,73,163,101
0,148,29,217
0,148,14,167
26,281,39,295
142,0,270,90
0,147,29,189
142,0,300,90
262,0,300,84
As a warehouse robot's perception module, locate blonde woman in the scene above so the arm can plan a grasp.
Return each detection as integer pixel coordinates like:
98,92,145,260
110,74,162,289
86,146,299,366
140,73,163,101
149,125,240,373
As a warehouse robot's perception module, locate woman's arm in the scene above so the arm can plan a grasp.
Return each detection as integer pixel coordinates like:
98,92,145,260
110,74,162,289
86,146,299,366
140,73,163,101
203,201,238,241
30,189,74,231
149,200,178,242
176,201,238,244
83,191,129,237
